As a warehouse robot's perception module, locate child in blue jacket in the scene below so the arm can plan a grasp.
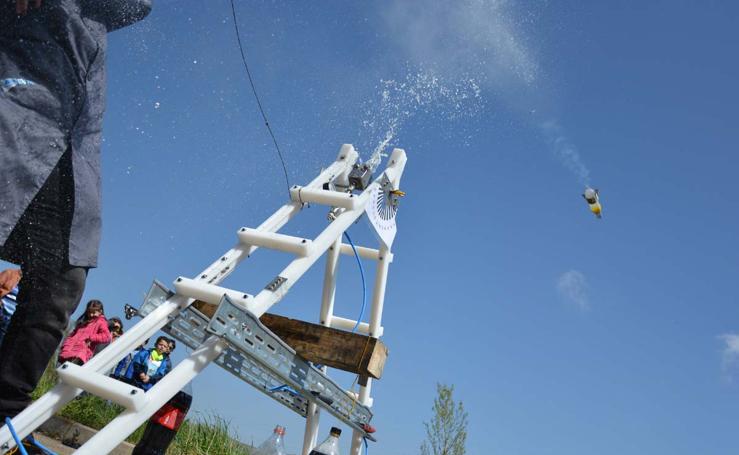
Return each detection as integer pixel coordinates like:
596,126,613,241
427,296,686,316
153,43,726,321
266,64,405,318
130,337,172,391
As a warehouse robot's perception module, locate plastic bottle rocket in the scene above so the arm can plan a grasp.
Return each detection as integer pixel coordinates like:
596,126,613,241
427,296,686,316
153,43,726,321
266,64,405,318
253,425,287,455
309,427,342,455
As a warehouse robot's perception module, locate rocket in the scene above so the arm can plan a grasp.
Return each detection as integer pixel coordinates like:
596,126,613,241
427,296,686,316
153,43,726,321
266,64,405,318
582,187,602,219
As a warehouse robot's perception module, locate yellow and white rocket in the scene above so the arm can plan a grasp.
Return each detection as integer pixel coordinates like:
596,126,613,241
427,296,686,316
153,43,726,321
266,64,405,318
582,187,602,219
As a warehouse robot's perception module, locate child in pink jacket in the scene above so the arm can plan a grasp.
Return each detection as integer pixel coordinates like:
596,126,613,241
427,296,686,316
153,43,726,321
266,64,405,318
59,300,111,365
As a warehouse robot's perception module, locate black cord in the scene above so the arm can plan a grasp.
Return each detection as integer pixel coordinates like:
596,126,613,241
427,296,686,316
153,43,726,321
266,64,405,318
229,0,291,194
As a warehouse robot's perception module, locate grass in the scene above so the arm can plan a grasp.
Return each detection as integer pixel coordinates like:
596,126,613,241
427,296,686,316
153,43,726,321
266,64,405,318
31,362,251,454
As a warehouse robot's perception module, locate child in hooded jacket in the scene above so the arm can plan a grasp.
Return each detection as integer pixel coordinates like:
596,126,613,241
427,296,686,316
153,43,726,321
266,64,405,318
130,336,172,391
58,300,111,365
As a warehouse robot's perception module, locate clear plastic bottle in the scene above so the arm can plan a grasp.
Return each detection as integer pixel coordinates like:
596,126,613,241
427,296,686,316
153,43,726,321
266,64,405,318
309,427,342,455
253,425,287,455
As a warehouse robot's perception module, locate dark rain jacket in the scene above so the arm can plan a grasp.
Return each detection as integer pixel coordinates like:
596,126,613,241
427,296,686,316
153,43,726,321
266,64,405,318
0,0,152,267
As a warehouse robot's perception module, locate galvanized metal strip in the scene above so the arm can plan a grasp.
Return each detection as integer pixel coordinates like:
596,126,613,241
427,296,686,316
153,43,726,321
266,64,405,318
206,296,374,437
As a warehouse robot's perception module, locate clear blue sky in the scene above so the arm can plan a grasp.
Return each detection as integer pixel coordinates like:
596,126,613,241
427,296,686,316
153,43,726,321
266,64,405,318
6,0,739,453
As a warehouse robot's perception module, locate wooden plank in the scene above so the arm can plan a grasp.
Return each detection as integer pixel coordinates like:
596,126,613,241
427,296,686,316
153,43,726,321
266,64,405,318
190,300,388,379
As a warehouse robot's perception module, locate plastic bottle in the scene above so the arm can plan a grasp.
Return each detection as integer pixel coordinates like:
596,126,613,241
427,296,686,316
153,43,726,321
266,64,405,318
309,427,342,455
132,383,193,455
253,425,287,455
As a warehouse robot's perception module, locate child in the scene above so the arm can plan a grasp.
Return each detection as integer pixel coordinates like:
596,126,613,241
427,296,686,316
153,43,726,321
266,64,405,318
58,300,111,365
131,336,172,391
113,339,148,383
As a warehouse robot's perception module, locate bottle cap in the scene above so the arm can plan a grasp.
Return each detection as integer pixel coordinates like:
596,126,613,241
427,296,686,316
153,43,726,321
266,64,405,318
329,427,342,437
274,425,286,436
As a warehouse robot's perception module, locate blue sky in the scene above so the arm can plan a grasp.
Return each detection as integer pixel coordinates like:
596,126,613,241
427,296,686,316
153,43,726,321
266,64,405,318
6,0,739,453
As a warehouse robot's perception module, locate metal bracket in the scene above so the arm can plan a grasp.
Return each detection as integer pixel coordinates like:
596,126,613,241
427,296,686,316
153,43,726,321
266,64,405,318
138,280,175,318
139,284,375,440
140,282,310,416
265,275,287,292
207,296,375,439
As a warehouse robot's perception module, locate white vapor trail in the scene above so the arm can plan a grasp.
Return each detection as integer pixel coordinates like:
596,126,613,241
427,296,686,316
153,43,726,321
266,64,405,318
541,120,591,186
381,0,593,184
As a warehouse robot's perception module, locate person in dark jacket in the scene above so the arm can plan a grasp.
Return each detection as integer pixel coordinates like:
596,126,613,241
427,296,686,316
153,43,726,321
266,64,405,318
0,0,152,420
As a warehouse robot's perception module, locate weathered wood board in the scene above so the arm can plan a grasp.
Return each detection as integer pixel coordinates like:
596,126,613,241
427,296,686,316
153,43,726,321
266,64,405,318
191,300,388,379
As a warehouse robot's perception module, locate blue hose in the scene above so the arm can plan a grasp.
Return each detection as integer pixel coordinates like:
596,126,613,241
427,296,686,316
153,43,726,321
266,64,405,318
5,417,29,455
343,231,367,333
4,417,58,455
269,384,301,397
28,436,55,455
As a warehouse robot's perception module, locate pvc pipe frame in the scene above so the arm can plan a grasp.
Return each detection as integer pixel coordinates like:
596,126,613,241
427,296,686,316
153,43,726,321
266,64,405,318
0,145,404,454
304,149,405,453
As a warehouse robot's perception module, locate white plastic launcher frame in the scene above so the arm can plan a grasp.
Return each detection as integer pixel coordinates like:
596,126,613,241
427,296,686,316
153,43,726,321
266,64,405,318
0,144,407,455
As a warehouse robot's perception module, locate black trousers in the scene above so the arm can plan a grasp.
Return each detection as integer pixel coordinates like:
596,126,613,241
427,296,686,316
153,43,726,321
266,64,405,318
0,151,87,418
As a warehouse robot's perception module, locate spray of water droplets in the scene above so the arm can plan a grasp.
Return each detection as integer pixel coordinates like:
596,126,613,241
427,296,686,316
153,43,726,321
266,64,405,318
358,70,484,162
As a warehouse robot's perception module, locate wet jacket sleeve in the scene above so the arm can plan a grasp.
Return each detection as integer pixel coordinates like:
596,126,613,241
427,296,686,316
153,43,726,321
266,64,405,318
82,0,153,32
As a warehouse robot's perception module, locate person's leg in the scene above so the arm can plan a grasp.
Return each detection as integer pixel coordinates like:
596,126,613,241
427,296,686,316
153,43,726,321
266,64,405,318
0,151,88,418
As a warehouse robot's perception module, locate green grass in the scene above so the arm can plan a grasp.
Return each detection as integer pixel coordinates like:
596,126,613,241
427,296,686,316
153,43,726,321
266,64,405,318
31,363,251,454
167,414,252,455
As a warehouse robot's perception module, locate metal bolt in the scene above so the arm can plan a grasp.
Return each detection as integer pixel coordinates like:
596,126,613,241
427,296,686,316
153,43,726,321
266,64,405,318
130,389,137,395
176,277,182,282
61,364,68,369
301,239,307,243
221,257,227,261
243,294,249,299
240,227,246,232
201,274,207,279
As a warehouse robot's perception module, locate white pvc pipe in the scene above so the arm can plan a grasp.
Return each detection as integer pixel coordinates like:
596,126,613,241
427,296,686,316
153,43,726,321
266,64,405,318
349,379,374,455
350,243,393,455
319,237,342,327
302,236,342,455
367,246,392,338
75,336,226,455
339,243,392,262
328,316,383,337
56,363,146,411
237,228,313,256
173,277,252,307
290,186,359,210
0,299,184,450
